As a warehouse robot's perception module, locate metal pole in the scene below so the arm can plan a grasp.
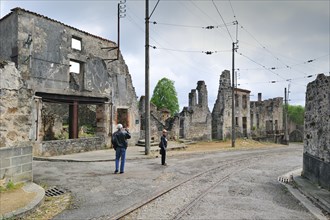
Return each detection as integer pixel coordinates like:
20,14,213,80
117,3,120,60
284,88,288,144
145,0,150,155
231,42,236,147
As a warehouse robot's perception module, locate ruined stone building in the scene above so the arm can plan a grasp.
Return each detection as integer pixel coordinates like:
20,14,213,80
212,70,284,142
250,94,284,142
0,7,139,160
303,74,329,190
212,70,251,140
179,81,212,141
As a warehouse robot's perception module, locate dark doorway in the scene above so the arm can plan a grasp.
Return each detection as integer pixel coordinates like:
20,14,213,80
117,109,129,128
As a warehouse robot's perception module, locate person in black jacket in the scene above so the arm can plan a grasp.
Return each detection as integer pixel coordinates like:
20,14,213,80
159,129,168,166
112,124,131,174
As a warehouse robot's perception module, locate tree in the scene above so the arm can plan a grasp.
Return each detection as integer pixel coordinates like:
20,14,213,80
287,105,305,125
151,77,180,116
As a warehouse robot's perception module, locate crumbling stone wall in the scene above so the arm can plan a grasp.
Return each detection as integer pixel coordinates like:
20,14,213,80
180,81,212,141
0,60,33,183
39,137,104,156
0,61,33,147
212,70,232,140
303,74,329,190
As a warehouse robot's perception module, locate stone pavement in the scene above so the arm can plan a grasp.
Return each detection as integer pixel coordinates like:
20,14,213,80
2,142,329,219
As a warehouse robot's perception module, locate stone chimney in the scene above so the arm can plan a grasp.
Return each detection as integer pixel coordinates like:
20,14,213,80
258,93,262,102
197,80,207,106
189,89,197,107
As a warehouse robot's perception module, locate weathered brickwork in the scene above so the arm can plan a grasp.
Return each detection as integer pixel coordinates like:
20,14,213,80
0,146,33,183
303,74,329,190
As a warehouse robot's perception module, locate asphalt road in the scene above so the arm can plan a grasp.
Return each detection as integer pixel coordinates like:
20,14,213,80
33,143,316,219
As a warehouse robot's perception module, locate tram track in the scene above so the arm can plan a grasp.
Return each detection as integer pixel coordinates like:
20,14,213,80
112,150,284,220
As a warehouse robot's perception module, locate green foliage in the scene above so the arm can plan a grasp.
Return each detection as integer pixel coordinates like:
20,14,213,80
0,180,23,193
287,105,305,125
151,77,180,116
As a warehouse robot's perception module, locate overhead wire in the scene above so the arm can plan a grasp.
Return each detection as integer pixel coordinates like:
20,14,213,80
126,3,223,77
149,45,232,54
150,21,236,29
211,0,234,43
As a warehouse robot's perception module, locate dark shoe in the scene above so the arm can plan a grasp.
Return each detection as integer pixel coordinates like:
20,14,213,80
114,170,118,174
120,171,124,174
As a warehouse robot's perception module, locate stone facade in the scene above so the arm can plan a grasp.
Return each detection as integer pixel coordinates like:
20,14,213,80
250,94,284,143
0,8,140,157
303,74,329,190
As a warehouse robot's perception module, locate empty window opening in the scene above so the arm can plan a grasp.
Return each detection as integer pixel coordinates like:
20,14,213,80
235,94,239,107
70,60,80,74
69,60,84,91
242,95,247,109
71,36,82,51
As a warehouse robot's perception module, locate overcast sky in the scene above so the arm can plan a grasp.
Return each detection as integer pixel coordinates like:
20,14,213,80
1,0,329,110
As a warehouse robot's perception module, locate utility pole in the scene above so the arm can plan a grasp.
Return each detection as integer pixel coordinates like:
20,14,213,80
145,0,150,155
231,42,238,147
144,0,160,155
284,87,289,145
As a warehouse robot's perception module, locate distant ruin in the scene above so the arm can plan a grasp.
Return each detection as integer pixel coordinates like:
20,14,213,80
212,70,284,142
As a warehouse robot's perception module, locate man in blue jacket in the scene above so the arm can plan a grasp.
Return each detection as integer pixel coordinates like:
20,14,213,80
112,124,131,174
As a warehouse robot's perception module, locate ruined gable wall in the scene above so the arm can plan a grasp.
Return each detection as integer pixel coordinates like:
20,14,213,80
212,70,232,140
303,74,329,189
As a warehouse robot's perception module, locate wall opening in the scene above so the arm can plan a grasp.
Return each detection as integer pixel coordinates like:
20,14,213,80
71,36,82,51
42,102,97,141
69,60,84,90
117,108,129,128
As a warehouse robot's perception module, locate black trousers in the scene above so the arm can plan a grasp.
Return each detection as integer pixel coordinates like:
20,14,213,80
160,148,166,165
